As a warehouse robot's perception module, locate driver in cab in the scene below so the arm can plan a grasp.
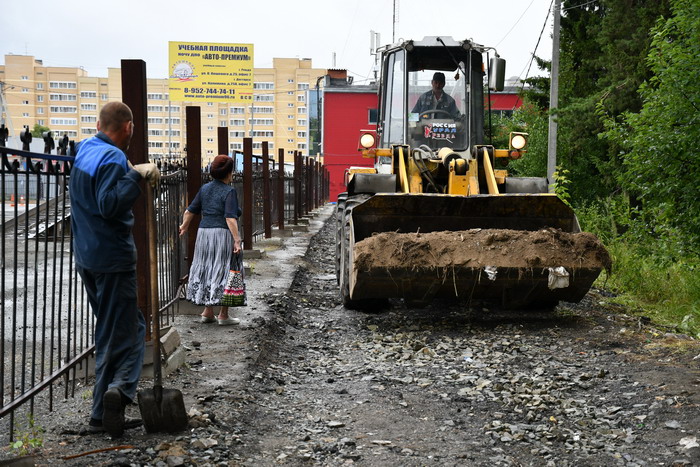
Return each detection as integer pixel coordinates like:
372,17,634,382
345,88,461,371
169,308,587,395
411,72,460,119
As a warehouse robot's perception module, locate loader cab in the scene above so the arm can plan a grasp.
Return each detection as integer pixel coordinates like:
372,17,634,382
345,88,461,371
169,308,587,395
376,37,487,163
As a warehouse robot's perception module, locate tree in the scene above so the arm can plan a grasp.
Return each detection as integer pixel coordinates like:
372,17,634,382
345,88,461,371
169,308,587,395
31,123,50,138
601,0,700,253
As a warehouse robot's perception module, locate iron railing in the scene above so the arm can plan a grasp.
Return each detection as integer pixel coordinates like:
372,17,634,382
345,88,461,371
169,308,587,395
0,144,324,443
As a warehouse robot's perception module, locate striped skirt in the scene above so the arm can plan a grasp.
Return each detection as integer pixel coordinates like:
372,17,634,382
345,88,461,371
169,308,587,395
186,227,233,306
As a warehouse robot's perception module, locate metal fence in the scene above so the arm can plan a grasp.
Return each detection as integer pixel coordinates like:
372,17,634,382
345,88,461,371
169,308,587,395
0,144,321,443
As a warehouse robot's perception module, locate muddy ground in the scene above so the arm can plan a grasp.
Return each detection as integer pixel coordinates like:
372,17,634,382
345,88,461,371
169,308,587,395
3,204,700,466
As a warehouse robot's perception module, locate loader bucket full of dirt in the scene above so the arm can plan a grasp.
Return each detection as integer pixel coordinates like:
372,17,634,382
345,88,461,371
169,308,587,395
343,193,611,307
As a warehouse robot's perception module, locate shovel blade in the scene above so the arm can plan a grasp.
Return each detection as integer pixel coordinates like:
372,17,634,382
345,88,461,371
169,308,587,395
138,387,189,433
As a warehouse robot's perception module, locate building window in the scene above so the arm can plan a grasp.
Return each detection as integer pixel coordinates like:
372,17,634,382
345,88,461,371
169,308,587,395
230,119,245,126
101,93,108,100
54,130,77,138
82,128,98,135
287,138,294,143
297,143,307,149
207,114,214,118
249,118,273,126
232,142,243,150
165,118,180,124
50,118,77,126
149,129,164,136
287,91,294,95
49,81,77,89
287,150,295,155
81,103,97,111
230,131,245,138
22,100,29,105
81,115,97,123
297,83,309,90
251,130,274,138
368,108,378,124
147,93,164,100
298,107,307,114
37,108,44,114
220,109,227,115
287,115,294,119
165,130,180,136
148,117,163,124
50,93,76,101
81,91,97,98
148,106,164,112
230,107,245,114
148,141,164,148
166,105,180,112
22,88,28,93
297,95,305,102
50,106,77,113
297,119,307,126
37,95,44,102
287,127,294,131
287,103,294,108
287,79,294,84
37,120,44,126
254,94,274,102
251,106,274,114
207,102,213,107
36,83,44,90
207,126,214,131
21,75,28,80
219,120,226,127
253,82,274,90
22,112,30,117
297,131,306,138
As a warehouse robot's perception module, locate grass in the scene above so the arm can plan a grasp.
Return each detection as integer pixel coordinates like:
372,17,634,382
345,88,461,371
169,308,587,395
593,238,700,339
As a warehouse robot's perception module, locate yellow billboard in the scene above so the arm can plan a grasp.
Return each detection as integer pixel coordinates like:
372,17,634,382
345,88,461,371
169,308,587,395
168,41,254,103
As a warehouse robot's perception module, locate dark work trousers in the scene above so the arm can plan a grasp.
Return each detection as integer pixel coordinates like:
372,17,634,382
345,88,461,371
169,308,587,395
77,266,146,421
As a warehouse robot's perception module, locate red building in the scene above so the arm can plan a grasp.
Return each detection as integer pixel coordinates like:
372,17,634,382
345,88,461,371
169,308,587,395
321,70,378,202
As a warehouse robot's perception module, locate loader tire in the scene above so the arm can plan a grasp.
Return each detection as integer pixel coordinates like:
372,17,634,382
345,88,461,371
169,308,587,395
335,193,347,285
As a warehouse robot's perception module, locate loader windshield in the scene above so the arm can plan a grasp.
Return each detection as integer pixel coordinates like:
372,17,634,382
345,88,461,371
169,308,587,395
407,69,467,150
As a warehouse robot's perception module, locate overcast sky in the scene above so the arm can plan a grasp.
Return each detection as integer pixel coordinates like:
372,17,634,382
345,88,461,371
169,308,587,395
1,0,555,84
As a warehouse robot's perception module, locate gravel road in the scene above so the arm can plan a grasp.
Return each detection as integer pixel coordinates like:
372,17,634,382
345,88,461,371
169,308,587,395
6,204,700,466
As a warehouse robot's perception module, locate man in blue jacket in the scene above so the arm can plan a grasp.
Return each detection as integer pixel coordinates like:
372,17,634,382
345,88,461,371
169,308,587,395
70,101,160,437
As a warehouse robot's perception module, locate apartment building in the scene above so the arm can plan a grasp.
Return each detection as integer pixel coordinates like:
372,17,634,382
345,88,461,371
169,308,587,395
0,54,326,165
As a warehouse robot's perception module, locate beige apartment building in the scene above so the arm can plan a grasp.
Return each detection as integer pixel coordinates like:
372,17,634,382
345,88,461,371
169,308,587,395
0,54,326,165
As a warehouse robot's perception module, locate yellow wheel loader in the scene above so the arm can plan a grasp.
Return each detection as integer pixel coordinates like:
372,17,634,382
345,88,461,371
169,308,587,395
336,36,610,309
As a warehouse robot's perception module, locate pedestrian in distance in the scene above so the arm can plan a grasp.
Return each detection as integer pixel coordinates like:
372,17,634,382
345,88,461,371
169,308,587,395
69,101,161,437
179,154,242,326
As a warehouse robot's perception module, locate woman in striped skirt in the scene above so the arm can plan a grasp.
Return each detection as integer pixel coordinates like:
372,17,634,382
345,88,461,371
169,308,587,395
178,155,242,325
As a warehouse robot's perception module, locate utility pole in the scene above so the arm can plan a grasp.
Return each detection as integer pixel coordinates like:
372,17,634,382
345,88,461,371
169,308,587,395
547,0,561,191
392,0,399,43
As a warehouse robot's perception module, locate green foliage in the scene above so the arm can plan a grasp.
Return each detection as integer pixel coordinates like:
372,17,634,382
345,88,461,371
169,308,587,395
30,124,50,138
551,167,572,207
10,415,44,456
576,197,700,337
599,0,700,254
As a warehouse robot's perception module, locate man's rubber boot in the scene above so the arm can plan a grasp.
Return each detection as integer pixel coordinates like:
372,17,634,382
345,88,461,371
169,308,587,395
102,387,125,437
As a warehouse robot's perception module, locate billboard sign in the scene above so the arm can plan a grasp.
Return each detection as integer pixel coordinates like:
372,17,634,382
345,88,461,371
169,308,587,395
168,41,254,103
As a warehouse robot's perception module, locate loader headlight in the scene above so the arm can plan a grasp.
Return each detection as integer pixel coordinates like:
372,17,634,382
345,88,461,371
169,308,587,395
359,132,376,149
510,134,527,150
510,133,527,150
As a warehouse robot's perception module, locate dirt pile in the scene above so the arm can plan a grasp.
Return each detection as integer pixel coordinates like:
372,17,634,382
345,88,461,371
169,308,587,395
354,228,612,271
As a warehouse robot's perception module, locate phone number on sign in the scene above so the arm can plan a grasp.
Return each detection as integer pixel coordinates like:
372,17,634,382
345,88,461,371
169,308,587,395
183,88,236,95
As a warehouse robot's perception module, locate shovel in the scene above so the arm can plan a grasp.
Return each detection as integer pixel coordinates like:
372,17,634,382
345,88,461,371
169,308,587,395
138,183,189,433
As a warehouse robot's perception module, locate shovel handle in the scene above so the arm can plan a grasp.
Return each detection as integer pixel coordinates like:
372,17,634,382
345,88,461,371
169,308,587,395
146,183,162,386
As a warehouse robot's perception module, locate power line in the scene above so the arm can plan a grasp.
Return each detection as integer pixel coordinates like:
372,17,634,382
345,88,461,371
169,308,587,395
513,0,555,110
495,0,538,48
563,0,598,11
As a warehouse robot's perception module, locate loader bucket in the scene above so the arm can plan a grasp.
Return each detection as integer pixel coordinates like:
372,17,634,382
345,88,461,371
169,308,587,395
345,193,610,307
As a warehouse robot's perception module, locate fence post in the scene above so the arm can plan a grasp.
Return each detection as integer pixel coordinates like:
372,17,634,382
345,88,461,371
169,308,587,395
243,137,253,250
277,148,285,230
293,151,300,225
217,127,228,156
262,141,271,238
121,59,152,331
185,106,202,269
305,157,312,215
